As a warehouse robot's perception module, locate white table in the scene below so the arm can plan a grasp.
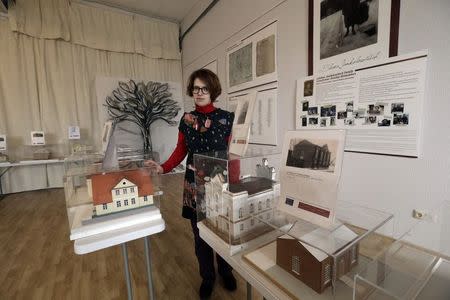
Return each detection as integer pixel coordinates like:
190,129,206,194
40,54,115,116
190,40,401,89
198,222,291,300
73,213,165,300
0,159,63,198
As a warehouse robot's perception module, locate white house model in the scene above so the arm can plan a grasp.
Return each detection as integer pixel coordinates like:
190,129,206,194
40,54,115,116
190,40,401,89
87,169,154,216
204,174,280,243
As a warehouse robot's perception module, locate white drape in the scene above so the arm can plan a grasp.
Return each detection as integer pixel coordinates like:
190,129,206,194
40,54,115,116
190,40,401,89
0,1,182,193
8,0,181,59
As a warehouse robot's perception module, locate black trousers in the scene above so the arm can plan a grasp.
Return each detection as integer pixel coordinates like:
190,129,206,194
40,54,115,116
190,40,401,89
190,216,233,281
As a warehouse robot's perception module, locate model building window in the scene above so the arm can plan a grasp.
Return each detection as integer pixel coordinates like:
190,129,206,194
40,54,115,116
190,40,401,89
116,200,121,207
115,189,120,195
131,198,136,205
215,204,218,212
266,198,270,208
144,196,148,201
250,218,255,226
102,204,108,210
258,201,262,211
239,208,243,218
226,207,229,217
266,212,270,220
123,188,127,194
130,187,135,193
240,223,244,231
249,203,254,213
324,264,331,284
124,199,129,206
291,256,300,275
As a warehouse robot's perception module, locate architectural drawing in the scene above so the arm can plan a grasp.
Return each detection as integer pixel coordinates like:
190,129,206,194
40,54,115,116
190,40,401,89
228,43,253,87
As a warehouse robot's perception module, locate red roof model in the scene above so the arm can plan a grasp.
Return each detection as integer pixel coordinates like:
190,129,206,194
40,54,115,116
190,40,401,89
90,169,153,205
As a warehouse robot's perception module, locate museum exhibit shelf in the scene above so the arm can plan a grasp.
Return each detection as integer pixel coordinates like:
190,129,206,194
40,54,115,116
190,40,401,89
64,153,163,241
235,201,395,299
17,144,68,162
194,148,282,254
353,201,450,300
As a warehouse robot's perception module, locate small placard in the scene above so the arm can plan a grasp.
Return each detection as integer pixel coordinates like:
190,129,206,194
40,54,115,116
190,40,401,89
31,131,46,145
0,134,6,151
68,126,81,140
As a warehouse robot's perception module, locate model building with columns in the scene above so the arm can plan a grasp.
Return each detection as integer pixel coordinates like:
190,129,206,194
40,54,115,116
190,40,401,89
204,159,280,243
87,169,154,216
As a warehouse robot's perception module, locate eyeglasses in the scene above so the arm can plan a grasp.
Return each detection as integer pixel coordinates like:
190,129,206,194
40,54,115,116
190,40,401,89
192,86,209,95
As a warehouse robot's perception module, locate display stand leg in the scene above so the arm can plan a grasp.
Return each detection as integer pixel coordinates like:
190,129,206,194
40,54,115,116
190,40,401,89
122,243,133,300
246,281,252,300
144,236,155,300
0,167,11,200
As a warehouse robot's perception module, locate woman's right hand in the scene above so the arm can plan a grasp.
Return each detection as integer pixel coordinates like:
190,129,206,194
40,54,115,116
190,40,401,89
144,160,164,174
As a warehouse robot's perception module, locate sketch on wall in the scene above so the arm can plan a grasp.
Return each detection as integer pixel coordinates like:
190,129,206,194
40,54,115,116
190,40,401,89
256,34,276,77
96,77,182,161
228,43,253,88
250,88,277,146
227,21,277,93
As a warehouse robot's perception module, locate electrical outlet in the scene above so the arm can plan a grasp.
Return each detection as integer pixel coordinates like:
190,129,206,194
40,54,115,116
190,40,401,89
412,209,427,220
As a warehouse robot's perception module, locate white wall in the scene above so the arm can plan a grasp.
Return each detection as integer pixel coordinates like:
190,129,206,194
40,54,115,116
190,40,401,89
181,0,450,246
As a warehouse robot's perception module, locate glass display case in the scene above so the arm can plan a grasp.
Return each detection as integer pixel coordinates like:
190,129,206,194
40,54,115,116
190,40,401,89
353,201,450,300
193,149,282,254
240,202,394,299
64,153,163,240
17,144,69,161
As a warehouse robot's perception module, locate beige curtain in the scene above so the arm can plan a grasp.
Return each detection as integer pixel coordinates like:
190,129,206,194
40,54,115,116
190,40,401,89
8,0,181,59
0,1,182,193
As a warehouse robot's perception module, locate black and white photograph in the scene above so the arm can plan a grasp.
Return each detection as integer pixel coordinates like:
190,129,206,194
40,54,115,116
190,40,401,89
364,116,377,124
286,137,338,172
344,118,355,125
368,104,384,115
346,101,354,112
391,103,404,113
308,106,318,115
393,114,409,125
309,117,318,125
320,105,336,117
330,117,336,126
320,118,327,127
301,116,308,127
302,101,309,111
378,117,391,127
304,79,314,97
337,111,347,119
319,0,379,60
353,108,366,118
285,198,294,206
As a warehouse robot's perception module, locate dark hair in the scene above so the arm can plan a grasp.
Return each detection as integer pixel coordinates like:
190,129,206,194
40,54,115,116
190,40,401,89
186,69,222,102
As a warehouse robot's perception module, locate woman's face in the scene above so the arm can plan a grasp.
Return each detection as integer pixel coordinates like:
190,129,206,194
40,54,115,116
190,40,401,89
193,78,211,107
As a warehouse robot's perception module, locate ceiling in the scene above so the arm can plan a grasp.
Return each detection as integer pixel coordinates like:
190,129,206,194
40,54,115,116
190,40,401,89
83,0,203,23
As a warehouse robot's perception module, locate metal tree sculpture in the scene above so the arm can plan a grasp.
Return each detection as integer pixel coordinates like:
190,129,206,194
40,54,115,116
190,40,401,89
105,80,181,153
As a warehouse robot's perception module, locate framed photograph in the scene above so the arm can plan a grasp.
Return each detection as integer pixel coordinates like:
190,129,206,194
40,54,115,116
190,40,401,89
0,134,6,151
31,131,45,145
227,21,277,93
309,0,400,75
203,59,218,75
279,130,346,228
68,126,81,140
229,92,257,156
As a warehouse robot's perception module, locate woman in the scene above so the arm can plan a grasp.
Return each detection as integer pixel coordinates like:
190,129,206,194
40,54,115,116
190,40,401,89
146,69,236,299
